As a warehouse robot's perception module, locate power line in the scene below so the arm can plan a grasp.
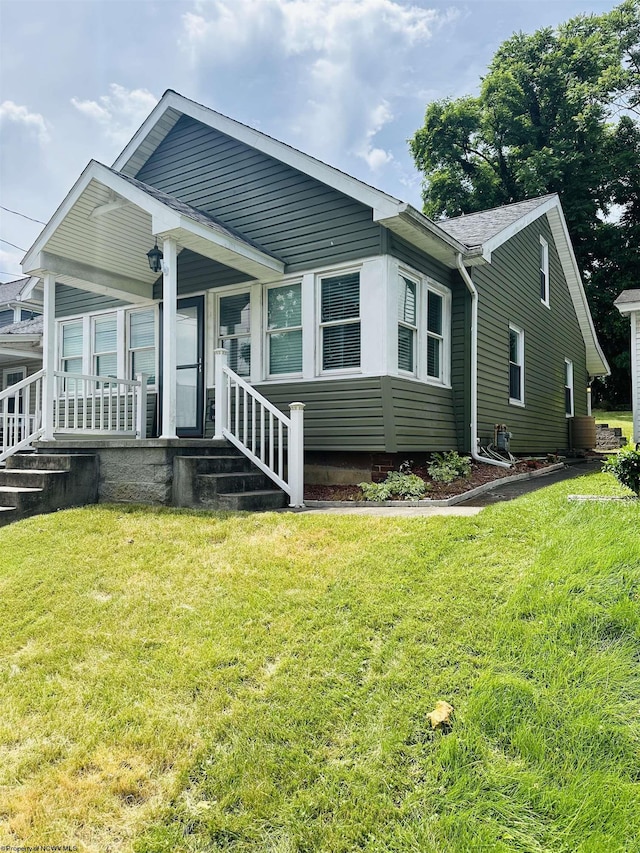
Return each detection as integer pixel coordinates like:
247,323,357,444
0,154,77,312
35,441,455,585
0,205,46,225
0,237,26,252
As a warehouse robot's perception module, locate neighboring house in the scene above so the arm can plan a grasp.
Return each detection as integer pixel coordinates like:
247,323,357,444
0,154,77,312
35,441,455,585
9,90,608,503
614,290,640,444
0,277,43,390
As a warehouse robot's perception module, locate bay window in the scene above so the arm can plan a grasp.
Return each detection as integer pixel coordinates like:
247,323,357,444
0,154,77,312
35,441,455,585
398,276,417,374
427,289,444,381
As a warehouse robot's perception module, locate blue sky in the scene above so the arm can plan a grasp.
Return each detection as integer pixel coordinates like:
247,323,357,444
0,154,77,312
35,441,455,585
0,0,622,281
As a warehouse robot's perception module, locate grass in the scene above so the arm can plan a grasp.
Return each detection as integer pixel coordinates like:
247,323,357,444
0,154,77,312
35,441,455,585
593,409,634,444
0,471,639,852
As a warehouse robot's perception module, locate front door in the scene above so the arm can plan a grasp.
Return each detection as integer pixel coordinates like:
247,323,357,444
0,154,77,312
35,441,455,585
174,296,205,437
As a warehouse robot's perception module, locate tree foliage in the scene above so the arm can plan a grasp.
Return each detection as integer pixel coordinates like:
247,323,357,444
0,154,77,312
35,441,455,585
410,0,640,406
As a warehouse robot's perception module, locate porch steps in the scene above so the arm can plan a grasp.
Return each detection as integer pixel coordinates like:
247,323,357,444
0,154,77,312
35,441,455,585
0,453,99,527
173,453,287,511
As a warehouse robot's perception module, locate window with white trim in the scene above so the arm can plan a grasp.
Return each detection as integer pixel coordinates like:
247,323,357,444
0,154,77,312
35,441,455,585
60,321,83,376
128,309,156,385
219,292,251,376
427,289,445,381
320,271,360,371
509,324,524,405
0,309,14,328
92,314,118,379
540,236,549,306
564,358,574,416
398,276,417,374
266,283,302,376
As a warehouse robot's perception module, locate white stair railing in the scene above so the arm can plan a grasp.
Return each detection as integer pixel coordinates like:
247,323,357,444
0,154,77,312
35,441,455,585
214,348,305,507
0,369,45,462
52,371,148,438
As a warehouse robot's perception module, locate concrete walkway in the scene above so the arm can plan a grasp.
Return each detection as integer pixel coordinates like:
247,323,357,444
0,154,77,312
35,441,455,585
297,459,601,517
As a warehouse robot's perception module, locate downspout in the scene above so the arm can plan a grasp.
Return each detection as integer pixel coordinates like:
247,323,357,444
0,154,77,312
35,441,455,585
456,253,512,469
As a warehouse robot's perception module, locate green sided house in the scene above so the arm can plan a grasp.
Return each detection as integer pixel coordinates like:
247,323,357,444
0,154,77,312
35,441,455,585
1,89,607,515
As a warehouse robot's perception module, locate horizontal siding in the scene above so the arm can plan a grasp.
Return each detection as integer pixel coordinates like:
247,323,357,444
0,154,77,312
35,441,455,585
153,249,252,300
383,376,458,452
475,216,588,453
135,115,383,272
55,284,126,318
388,232,452,284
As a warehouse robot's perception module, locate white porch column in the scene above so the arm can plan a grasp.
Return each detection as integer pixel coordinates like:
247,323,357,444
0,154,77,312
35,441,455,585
160,237,178,438
42,272,56,440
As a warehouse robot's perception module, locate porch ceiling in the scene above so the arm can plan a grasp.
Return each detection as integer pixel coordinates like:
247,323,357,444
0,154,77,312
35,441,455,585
22,161,285,301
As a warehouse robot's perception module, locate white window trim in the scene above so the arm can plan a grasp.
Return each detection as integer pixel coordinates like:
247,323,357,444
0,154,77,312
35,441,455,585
397,265,451,388
509,323,525,407
398,273,418,377
2,366,26,389
316,266,362,377
264,280,303,380
127,305,159,386
56,303,159,389
540,236,550,308
564,358,574,417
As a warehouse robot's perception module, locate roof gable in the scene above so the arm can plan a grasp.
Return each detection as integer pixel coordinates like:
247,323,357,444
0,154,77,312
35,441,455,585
439,195,557,251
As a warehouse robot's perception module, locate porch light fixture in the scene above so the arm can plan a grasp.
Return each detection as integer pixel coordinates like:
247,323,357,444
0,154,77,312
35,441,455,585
146,239,163,274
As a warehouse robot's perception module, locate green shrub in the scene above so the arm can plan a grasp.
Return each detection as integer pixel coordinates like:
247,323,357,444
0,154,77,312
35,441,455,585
359,470,429,501
602,447,640,496
428,451,472,484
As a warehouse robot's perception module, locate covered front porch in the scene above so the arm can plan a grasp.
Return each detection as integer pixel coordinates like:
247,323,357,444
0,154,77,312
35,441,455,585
8,160,304,506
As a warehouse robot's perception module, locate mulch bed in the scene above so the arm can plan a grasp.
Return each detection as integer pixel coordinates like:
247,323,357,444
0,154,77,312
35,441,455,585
304,458,555,502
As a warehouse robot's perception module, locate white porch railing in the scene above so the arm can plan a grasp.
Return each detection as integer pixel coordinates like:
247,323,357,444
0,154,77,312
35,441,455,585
214,348,305,507
0,369,45,463
52,371,148,438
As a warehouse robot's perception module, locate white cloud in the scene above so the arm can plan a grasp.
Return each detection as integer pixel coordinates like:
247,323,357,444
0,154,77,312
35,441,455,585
180,0,454,175
71,84,159,147
0,101,50,144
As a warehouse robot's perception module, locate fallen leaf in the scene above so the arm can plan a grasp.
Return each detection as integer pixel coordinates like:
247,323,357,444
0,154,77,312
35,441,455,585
427,700,454,730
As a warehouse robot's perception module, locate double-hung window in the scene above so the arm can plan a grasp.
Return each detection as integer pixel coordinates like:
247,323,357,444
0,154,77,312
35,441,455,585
427,289,445,381
128,309,156,385
92,315,118,381
320,271,360,371
564,358,574,416
267,283,302,376
540,236,549,306
398,276,417,374
509,324,524,405
219,292,251,377
61,321,83,376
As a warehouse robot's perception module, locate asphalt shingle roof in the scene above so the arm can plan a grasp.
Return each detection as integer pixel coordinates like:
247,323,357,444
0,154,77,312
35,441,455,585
614,289,640,306
438,195,556,247
0,316,43,336
0,277,30,305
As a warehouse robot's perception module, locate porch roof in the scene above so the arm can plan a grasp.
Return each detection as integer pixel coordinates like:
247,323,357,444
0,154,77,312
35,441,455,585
21,161,285,302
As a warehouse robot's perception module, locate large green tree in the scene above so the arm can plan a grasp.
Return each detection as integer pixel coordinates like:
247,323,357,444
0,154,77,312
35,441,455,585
410,0,640,406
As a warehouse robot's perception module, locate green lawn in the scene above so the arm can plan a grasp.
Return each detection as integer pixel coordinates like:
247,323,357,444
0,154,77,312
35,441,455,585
593,409,634,444
1,471,639,852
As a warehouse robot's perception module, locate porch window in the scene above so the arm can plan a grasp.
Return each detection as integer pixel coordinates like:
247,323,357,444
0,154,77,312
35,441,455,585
427,289,444,380
128,309,156,385
0,309,14,328
509,324,524,405
61,321,83,377
267,283,302,375
565,358,574,416
320,271,360,371
93,315,117,378
398,276,417,374
219,292,251,377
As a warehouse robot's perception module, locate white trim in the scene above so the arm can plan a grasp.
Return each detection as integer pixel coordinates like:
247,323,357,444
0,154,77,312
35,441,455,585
264,280,303,380
316,266,362,377
481,196,559,261
113,90,402,221
508,323,525,407
564,357,574,417
540,235,550,307
2,365,26,389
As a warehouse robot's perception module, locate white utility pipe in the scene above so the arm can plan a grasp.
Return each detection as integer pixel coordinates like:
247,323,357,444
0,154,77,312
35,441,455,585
456,253,512,469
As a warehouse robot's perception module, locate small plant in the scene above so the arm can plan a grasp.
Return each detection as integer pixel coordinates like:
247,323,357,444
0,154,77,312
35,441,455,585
428,451,472,484
359,470,429,501
602,447,640,496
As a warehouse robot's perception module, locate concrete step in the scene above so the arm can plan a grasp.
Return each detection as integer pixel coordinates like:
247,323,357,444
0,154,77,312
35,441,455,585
0,485,44,512
6,452,96,472
0,505,19,527
196,471,270,501
0,469,68,489
176,454,252,475
217,489,288,511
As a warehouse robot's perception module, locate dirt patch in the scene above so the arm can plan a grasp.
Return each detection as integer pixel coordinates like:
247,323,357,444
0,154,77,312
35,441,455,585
304,459,554,502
